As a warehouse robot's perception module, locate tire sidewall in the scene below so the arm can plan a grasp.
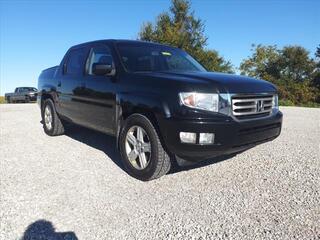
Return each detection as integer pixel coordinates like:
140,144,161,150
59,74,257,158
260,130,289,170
119,115,160,180
42,100,55,135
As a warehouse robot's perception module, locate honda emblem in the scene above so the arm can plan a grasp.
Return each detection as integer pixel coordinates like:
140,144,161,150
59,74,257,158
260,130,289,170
256,100,264,112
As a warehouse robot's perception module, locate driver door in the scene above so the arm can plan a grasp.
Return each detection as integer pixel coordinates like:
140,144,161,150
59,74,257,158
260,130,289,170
81,44,117,135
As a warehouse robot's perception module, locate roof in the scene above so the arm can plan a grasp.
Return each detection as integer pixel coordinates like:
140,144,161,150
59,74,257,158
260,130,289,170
70,39,175,49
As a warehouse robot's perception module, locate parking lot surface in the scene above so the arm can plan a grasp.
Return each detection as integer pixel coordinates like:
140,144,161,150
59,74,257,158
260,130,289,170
0,104,319,239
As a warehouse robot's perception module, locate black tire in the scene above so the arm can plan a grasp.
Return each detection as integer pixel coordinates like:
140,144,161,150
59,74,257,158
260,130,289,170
41,99,65,136
7,97,11,103
119,114,171,181
25,96,30,103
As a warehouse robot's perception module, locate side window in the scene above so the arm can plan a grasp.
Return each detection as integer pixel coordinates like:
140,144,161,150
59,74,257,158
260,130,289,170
19,88,28,93
65,47,87,75
87,46,114,75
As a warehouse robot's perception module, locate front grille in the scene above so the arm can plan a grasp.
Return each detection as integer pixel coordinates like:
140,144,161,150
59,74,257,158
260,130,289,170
232,94,273,119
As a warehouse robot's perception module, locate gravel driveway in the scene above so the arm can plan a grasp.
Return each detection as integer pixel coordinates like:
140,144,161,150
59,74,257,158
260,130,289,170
0,104,319,240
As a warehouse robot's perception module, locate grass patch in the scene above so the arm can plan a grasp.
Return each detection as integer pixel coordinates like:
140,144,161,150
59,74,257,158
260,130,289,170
279,99,320,108
0,96,6,104
0,95,318,107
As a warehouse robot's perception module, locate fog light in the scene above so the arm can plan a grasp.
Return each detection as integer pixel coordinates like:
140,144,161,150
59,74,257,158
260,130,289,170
199,133,215,144
180,132,196,143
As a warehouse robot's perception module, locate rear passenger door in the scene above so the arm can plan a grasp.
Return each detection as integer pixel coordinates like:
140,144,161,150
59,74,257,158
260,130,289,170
16,88,24,101
17,88,27,101
81,44,117,135
58,46,89,125
12,88,20,101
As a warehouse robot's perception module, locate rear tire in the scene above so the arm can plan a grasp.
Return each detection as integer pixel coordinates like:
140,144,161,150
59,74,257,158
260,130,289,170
119,114,171,181
7,97,11,103
41,99,65,136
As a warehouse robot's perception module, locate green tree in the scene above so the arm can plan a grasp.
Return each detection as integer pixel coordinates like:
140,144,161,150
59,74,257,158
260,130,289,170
139,0,233,73
239,44,280,82
240,44,319,104
279,46,316,83
312,45,320,94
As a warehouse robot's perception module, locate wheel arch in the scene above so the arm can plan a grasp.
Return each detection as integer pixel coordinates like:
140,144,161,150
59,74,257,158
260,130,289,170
40,93,54,110
39,86,59,110
115,93,171,152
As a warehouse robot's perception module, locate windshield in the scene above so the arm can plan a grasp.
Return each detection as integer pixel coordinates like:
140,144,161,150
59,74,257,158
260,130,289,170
20,87,37,92
116,43,206,73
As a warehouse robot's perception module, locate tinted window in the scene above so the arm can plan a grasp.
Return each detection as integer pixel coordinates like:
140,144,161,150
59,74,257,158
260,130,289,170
66,47,87,75
19,87,36,92
116,43,206,73
166,54,200,71
87,46,114,75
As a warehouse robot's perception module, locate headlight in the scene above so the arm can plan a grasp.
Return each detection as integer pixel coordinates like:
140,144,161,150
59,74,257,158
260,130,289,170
272,94,278,109
179,92,219,112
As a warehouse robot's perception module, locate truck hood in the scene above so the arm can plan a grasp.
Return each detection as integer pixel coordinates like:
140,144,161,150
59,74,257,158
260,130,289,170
139,71,277,94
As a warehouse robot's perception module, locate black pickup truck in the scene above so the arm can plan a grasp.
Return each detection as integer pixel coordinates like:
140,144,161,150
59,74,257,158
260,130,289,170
38,39,282,180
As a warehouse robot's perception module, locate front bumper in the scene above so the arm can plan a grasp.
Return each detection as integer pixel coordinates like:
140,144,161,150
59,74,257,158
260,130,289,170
159,111,283,161
29,95,37,101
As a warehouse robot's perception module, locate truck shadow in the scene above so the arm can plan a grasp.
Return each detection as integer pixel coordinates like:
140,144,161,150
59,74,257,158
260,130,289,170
169,154,238,174
64,124,237,176
21,219,78,240
64,124,126,172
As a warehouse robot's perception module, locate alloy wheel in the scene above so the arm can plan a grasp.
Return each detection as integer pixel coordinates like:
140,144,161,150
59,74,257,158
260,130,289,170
44,105,53,130
125,125,152,170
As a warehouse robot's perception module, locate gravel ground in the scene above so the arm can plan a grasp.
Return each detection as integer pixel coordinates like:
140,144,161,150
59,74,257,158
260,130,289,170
0,104,319,240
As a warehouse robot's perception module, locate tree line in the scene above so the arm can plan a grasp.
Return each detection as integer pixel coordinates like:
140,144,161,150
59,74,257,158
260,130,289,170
139,0,320,106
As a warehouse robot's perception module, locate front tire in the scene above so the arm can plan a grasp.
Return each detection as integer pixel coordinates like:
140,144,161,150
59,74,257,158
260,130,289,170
41,99,65,136
119,114,171,181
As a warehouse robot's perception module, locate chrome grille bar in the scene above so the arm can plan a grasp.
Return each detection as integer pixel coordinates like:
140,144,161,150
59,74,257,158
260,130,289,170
232,95,273,117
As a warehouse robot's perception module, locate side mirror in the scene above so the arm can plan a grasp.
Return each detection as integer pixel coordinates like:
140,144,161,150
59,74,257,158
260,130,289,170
92,63,114,76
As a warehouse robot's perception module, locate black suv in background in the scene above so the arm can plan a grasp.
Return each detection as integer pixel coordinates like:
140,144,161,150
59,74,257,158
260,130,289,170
38,40,282,180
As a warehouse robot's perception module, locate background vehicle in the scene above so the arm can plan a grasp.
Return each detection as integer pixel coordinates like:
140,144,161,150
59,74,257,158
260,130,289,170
38,40,282,180
5,87,38,103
